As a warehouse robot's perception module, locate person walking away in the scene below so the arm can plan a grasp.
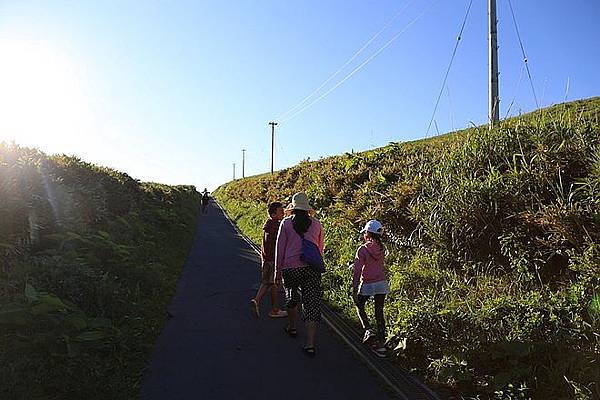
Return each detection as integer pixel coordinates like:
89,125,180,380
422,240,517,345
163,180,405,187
352,219,389,358
250,202,288,318
201,189,210,214
275,192,324,358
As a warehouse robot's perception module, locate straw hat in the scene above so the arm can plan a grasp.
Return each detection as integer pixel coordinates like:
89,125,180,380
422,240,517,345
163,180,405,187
289,192,312,211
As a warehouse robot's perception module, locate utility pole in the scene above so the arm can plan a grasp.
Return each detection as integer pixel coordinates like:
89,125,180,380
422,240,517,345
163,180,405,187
233,163,236,180
489,0,500,128
268,122,277,174
242,149,246,178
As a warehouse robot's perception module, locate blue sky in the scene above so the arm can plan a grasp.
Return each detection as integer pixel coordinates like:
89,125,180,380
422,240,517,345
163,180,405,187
0,0,598,190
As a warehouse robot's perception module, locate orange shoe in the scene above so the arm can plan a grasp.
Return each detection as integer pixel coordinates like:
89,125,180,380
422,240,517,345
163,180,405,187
250,299,260,318
268,309,288,318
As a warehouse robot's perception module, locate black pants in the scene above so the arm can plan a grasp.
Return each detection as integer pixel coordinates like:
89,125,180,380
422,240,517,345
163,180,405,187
355,294,386,341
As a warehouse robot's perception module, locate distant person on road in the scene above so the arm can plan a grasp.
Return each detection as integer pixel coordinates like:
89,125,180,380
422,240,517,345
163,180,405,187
352,219,389,358
250,201,288,319
275,192,324,358
201,188,210,214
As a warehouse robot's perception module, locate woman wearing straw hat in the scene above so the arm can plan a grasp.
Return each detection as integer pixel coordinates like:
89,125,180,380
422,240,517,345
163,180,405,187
275,192,324,358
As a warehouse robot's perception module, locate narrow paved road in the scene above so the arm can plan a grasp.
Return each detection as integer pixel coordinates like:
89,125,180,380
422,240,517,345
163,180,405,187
140,202,392,400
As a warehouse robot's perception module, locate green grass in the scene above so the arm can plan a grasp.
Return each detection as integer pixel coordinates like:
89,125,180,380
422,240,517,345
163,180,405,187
215,97,600,400
0,145,200,399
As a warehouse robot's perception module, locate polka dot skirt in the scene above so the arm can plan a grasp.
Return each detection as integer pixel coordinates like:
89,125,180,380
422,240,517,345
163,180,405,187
282,266,322,322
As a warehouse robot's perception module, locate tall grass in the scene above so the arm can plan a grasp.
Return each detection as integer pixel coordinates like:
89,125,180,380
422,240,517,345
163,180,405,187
0,144,200,399
215,97,600,399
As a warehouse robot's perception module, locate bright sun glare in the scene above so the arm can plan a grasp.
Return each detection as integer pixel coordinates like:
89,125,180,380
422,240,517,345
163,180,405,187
0,40,95,152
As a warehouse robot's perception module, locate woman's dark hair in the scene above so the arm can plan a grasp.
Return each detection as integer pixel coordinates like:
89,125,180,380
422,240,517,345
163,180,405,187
365,231,384,251
291,209,312,235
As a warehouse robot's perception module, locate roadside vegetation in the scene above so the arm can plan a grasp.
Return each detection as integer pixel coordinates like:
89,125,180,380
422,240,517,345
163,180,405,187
214,97,600,399
0,144,200,399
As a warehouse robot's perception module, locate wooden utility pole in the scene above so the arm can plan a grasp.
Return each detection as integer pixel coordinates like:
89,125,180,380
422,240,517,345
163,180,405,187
268,122,277,174
489,0,500,128
233,163,236,180
242,149,246,178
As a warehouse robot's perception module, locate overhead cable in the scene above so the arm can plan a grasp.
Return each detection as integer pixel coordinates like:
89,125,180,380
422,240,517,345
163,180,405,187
282,0,438,124
425,0,473,137
504,62,525,118
275,0,415,122
507,0,539,108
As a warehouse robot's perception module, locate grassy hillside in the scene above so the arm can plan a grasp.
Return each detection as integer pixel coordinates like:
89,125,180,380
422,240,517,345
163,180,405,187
0,144,200,399
215,97,600,399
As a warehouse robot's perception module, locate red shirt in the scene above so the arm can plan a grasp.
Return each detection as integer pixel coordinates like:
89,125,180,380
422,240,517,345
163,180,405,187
261,218,281,262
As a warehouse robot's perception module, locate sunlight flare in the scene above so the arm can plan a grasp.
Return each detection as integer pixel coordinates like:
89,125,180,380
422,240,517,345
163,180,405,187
0,39,96,151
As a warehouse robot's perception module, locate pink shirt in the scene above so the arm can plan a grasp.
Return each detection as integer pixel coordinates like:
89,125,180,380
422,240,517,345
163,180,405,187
275,216,324,280
353,240,386,289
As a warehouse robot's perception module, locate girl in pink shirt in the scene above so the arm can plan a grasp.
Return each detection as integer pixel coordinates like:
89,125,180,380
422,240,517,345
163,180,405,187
352,219,389,358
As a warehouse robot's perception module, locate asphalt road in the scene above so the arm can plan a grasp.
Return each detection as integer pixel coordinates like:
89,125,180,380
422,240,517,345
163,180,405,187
140,202,392,400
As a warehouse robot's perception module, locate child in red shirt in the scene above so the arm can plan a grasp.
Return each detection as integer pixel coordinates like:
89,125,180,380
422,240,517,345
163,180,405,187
250,202,287,318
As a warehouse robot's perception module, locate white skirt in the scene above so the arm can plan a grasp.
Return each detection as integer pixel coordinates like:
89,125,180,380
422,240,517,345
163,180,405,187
358,280,390,296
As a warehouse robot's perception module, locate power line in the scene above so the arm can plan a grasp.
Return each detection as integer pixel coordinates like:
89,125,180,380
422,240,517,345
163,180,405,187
275,0,415,122
507,0,539,108
282,0,438,124
425,0,473,137
504,61,525,119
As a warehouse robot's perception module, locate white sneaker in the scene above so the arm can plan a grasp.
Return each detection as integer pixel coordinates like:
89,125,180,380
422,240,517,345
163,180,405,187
371,343,387,358
363,329,375,344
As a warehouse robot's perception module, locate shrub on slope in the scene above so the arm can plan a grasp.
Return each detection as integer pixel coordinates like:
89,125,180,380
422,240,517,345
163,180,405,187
0,144,200,399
